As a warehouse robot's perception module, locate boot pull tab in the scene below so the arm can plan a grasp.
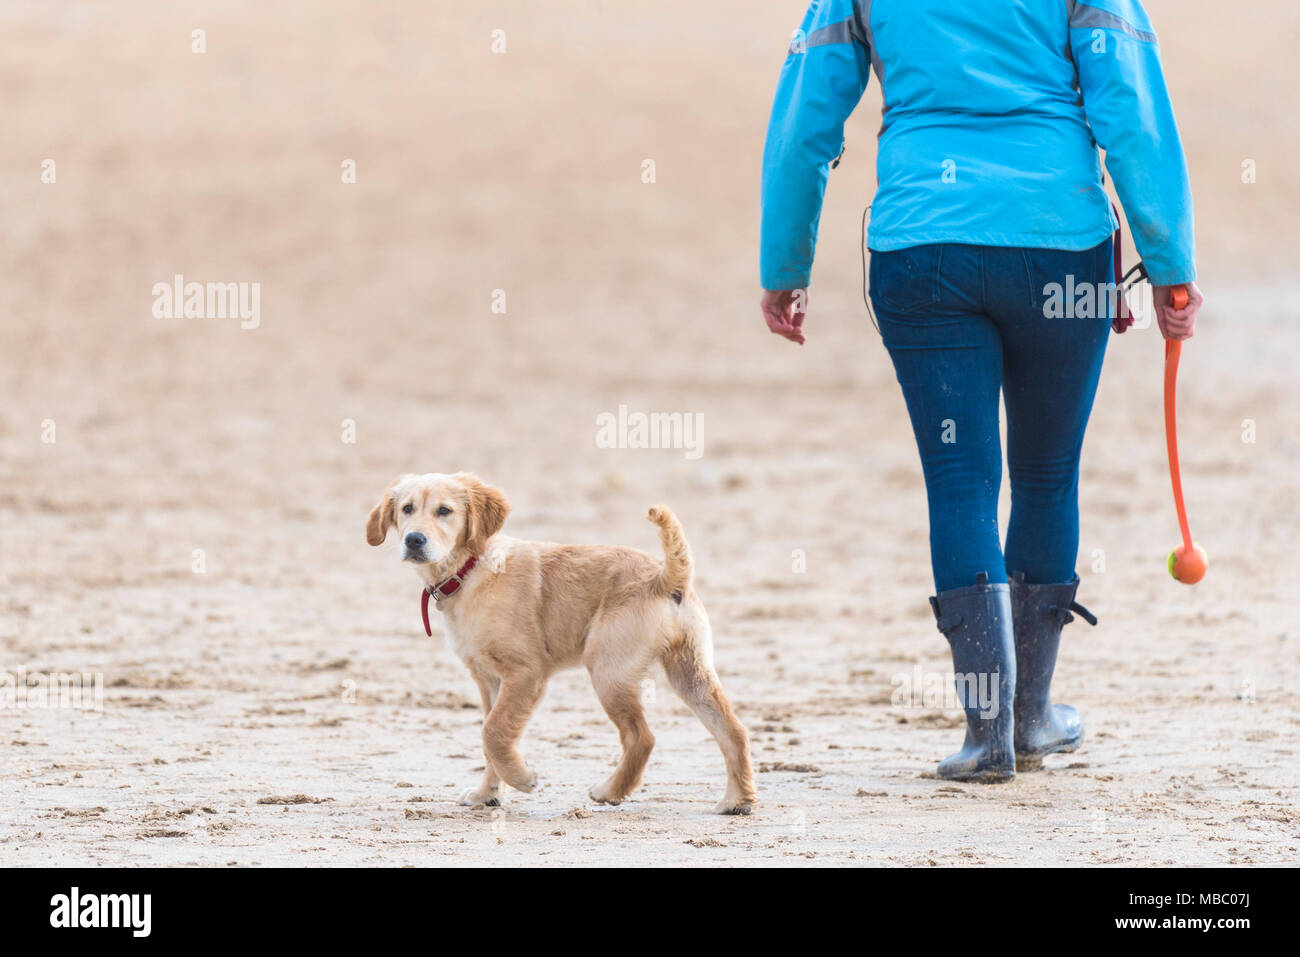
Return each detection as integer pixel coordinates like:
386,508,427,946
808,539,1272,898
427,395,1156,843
1052,600,1098,627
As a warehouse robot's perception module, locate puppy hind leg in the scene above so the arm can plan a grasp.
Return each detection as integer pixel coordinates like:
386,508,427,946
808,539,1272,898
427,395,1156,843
662,645,756,815
588,677,655,806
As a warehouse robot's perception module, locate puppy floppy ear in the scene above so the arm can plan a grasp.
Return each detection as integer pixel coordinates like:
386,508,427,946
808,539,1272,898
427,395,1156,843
459,474,510,555
365,481,402,546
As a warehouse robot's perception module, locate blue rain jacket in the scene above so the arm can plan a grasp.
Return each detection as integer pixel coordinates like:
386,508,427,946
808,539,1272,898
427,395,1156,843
760,0,1196,290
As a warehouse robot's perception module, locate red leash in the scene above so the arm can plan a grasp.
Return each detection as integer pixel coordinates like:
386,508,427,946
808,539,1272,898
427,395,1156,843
1112,204,1134,333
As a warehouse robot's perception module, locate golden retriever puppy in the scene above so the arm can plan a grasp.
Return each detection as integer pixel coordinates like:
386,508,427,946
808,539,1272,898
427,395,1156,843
365,472,756,815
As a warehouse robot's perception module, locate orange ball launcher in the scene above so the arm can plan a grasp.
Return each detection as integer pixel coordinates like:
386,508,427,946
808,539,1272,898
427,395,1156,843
1163,285,1207,584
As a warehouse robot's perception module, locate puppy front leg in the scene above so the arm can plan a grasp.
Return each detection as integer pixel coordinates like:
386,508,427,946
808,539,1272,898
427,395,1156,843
482,673,546,794
460,672,502,807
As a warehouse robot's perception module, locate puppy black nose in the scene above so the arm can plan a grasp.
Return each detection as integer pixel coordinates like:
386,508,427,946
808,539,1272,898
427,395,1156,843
404,532,427,549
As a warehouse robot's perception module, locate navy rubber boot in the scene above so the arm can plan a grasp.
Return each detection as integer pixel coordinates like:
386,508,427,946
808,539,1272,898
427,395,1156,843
1008,573,1097,768
929,573,1016,783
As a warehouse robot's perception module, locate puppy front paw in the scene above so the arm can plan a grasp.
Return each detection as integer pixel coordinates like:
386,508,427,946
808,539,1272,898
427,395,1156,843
459,787,501,807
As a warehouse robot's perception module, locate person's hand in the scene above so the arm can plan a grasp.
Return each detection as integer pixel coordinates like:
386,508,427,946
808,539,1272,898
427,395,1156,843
761,288,808,345
1154,282,1203,341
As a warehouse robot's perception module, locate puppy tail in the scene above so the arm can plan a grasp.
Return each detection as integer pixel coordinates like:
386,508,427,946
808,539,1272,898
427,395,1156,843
647,505,692,599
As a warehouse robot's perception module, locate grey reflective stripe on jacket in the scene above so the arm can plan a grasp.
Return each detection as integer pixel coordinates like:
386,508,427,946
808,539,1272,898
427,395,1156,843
796,1,884,88
855,0,884,87
803,18,866,50
1070,2,1158,43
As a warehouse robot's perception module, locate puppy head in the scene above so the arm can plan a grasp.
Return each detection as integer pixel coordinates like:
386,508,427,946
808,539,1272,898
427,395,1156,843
366,472,510,565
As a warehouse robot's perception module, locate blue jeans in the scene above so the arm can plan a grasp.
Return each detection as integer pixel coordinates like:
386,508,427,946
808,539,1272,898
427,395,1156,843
869,240,1113,593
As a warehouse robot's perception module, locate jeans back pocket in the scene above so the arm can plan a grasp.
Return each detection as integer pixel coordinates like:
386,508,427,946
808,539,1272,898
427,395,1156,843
869,245,942,315
1022,241,1113,317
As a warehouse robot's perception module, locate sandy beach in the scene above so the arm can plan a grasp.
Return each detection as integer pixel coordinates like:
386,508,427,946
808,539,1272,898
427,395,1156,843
2,0,1297,866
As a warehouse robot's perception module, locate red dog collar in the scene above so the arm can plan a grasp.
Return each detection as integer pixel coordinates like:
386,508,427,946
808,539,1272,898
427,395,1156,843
420,556,478,636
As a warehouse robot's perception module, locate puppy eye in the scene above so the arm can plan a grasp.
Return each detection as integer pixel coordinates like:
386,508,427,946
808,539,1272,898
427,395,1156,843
402,503,414,514
436,506,452,516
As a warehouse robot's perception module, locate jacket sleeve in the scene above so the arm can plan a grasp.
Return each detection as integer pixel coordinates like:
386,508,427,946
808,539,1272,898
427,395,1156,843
1070,0,1195,286
760,0,871,291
